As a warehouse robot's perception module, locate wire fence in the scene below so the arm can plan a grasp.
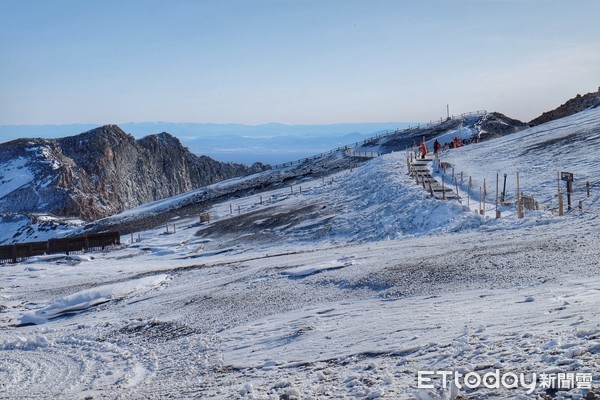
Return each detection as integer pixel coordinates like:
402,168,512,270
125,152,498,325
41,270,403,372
270,110,487,170
345,149,380,158
429,157,600,217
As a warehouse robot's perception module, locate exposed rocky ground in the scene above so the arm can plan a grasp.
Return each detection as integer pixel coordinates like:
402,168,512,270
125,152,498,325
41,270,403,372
529,88,600,126
476,112,529,141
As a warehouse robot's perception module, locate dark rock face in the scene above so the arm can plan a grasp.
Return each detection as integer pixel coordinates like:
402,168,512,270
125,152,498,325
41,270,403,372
529,89,600,126
477,112,528,141
0,125,267,220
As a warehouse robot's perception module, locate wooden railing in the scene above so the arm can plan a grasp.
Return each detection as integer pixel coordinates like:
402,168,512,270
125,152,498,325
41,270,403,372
270,110,487,169
0,231,120,264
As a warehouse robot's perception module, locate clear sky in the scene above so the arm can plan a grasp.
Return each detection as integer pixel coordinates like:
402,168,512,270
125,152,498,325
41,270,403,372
1,0,599,125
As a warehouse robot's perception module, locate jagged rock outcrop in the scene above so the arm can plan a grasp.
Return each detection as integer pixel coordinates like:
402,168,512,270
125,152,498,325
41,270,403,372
529,88,600,126
477,112,528,141
0,125,268,220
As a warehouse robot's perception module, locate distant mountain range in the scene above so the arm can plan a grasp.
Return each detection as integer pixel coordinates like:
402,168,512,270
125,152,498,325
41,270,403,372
0,122,416,165
1,88,599,226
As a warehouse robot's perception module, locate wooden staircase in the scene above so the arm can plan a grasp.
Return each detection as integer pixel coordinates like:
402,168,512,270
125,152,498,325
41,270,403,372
407,156,460,201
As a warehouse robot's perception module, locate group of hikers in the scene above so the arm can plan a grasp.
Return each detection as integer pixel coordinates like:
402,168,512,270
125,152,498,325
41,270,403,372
418,136,477,159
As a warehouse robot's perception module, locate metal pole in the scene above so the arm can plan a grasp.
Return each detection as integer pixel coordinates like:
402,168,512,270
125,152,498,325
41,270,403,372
567,180,573,211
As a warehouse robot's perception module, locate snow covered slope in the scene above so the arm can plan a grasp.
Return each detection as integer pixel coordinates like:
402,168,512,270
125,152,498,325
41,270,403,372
441,106,600,216
1,108,600,399
78,111,519,237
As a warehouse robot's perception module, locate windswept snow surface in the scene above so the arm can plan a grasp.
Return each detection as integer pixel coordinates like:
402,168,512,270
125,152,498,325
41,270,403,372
19,274,169,325
0,157,34,198
0,214,82,245
1,108,600,399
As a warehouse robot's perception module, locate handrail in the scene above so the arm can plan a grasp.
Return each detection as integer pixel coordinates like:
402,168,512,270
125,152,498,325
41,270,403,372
270,110,487,169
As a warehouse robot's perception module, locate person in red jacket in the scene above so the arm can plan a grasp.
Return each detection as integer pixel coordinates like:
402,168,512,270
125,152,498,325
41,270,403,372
419,141,427,159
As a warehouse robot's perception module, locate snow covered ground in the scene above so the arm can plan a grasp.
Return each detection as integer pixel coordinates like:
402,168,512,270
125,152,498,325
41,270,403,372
1,108,600,399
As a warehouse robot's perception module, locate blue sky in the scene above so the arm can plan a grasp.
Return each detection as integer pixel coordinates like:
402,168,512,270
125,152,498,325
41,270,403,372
1,0,599,125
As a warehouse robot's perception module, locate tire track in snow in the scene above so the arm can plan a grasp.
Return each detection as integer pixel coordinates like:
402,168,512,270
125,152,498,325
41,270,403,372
0,335,155,398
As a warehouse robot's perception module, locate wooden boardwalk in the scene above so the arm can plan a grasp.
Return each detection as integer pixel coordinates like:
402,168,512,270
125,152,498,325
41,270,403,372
408,156,460,201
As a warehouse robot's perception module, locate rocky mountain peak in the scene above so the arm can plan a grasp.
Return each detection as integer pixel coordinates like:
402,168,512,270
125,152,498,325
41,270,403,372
529,88,600,126
0,125,268,221
78,124,131,141
137,131,186,152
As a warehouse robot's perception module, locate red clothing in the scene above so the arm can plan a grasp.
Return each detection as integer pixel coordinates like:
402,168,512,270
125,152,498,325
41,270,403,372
419,142,427,158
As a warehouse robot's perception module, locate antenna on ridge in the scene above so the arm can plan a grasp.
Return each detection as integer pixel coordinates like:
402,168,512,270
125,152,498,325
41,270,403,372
446,104,450,121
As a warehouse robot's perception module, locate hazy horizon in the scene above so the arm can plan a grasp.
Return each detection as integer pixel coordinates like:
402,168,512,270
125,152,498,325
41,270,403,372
0,121,417,165
2,0,599,126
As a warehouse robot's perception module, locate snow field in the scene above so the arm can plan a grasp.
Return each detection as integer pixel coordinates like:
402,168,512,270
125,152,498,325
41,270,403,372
1,108,600,398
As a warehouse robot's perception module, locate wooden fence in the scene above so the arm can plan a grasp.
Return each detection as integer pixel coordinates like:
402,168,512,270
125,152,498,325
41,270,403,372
0,231,120,264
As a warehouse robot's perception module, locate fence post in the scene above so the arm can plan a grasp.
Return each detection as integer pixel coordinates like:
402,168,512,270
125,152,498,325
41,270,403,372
501,173,507,204
442,175,446,200
517,172,523,219
468,177,472,208
558,172,564,216
587,180,590,197
483,178,487,200
12,245,17,264
495,173,500,218
479,186,483,215
455,181,460,201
